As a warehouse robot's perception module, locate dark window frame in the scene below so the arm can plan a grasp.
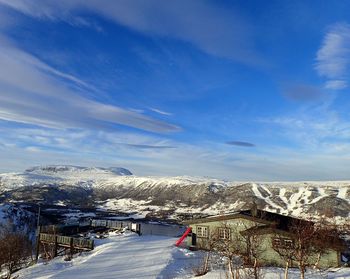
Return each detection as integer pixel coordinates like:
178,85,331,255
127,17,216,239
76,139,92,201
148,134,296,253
218,227,231,240
272,237,294,249
196,225,209,238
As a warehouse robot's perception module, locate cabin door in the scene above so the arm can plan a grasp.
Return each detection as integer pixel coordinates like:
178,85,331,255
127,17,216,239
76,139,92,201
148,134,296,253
192,233,197,246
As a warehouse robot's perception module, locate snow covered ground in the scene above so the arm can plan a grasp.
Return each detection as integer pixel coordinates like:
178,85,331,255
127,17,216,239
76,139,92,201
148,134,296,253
17,232,175,279
15,232,350,279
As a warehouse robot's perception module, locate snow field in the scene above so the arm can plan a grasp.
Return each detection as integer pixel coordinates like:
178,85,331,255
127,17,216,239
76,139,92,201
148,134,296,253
15,231,350,279
17,232,177,279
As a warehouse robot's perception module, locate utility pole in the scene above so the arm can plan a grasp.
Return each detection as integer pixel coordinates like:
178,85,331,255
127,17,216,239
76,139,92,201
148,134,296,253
35,203,41,262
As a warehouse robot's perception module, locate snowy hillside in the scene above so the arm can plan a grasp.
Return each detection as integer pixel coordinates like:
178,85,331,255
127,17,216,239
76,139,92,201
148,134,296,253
0,166,350,220
15,232,350,279
0,203,36,235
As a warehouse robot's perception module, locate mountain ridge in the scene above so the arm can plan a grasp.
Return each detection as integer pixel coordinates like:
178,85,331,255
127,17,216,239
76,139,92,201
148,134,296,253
0,165,349,220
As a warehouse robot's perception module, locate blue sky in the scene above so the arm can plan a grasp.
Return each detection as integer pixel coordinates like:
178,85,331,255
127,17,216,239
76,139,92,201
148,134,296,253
1,0,350,180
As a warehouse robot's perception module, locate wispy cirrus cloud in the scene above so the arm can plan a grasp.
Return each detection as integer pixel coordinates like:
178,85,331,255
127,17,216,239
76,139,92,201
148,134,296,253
0,35,180,133
226,141,255,147
261,106,350,150
315,23,350,90
324,80,348,90
0,125,177,153
0,0,263,66
2,122,350,181
125,143,176,149
149,108,172,116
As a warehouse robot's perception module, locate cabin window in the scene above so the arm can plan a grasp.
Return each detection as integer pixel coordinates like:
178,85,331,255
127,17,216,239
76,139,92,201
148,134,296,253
283,239,293,248
272,238,281,247
341,252,350,263
272,237,294,248
218,228,230,240
197,226,209,238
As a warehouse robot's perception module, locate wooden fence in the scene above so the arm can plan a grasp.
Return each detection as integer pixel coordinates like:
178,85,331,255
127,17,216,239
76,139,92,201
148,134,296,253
40,222,89,235
39,233,94,251
91,219,132,229
40,219,132,233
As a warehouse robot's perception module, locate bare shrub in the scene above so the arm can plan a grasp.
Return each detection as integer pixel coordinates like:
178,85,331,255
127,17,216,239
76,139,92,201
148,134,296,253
241,225,265,279
192,229,219,276
273,218,342,279
272,233,295,279
0,224,33,278
211,222,246,279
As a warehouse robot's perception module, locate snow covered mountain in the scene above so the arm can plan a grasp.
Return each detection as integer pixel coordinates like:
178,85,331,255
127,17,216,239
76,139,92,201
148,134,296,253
0,165,349,220
0,165,132,190
25,165,132,176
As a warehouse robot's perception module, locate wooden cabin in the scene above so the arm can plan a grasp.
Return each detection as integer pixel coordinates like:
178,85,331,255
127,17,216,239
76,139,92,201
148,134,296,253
183,209,348,268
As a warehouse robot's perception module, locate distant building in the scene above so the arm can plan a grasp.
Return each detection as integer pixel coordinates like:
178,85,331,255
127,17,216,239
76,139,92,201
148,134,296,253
182,209,348,268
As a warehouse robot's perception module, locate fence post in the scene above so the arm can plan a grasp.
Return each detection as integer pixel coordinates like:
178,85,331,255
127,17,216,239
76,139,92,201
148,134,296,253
137,224,141,236
54,235,58,257
35,204,41,263
35,227,41,262
70,237,74,257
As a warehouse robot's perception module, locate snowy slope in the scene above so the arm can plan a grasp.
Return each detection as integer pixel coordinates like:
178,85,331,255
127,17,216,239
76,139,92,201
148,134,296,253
16,232,178,279
15,232,350,279
0,203,36,236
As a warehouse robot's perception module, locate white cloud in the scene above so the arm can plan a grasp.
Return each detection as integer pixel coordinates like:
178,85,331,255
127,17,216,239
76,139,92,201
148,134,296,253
2,121,350,180
149,108,172,116
261,106,350,151
324,79,348,90
25,146,42,152
1,2,350,180
315,23,350,89
0,125,175,153
0,0,263,66
0,35,180,133
2,131,350,181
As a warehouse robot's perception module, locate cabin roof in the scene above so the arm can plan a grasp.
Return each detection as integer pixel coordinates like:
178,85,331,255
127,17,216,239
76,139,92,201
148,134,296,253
182,211,276,226
182,208,319,230
240,225,291,236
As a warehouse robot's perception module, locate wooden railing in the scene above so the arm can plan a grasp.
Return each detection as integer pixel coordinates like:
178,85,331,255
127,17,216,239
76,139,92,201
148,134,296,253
39,233,94,250
91,219,133,230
